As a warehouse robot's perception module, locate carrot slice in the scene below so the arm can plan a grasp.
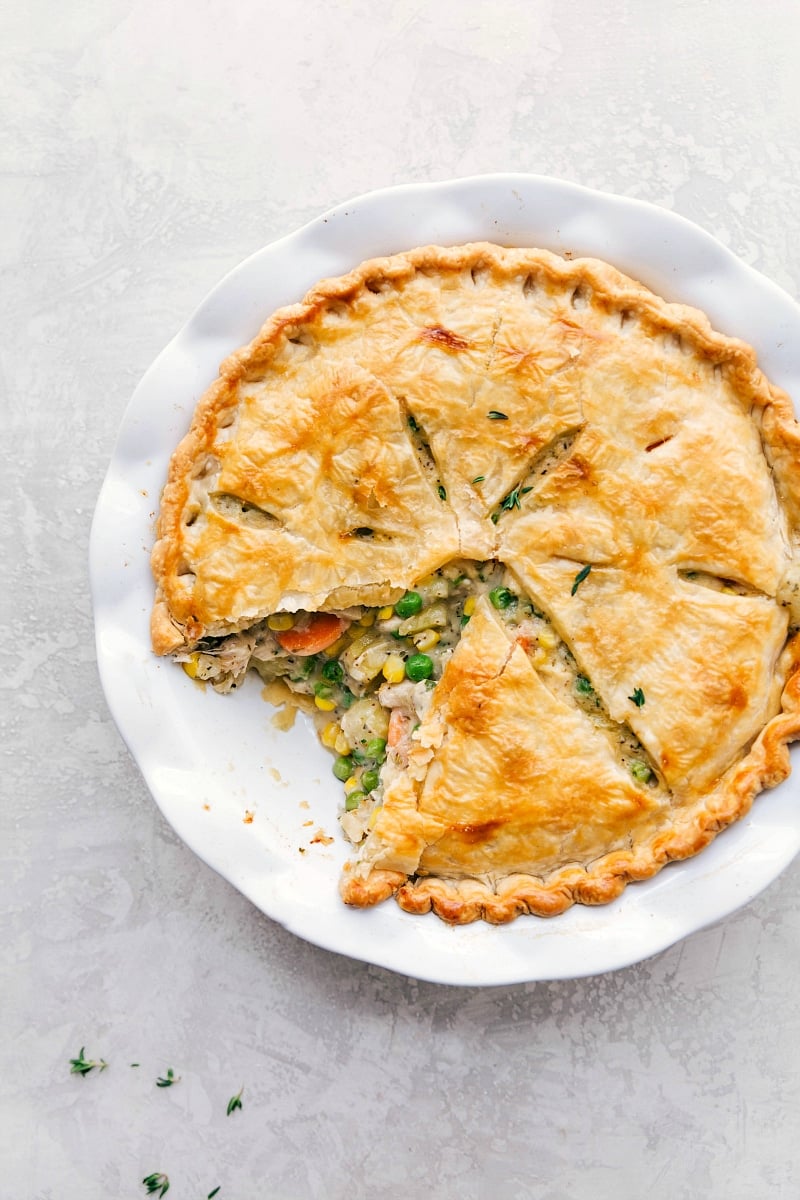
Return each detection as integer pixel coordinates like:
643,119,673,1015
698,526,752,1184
387,708,411,747
274,613,349,656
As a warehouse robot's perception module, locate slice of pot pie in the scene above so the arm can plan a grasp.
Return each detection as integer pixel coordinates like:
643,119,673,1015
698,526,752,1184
151,243,800,923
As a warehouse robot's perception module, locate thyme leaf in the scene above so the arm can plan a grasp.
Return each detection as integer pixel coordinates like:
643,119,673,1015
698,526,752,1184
571,564,592,595
156,1068,178,1088
472,475,485,484
629,687,646,707
142,1173,170,1197
227,1086,244,1116
487,410,508,420
69,1048,108,1077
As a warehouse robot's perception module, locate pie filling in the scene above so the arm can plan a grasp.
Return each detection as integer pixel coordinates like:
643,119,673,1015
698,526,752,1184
175,557,666,846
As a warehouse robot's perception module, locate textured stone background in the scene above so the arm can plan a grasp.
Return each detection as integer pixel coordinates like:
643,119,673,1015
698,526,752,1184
4,2,800,1197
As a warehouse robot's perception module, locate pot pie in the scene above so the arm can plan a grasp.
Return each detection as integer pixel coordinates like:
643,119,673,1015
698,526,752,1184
151,243,800,924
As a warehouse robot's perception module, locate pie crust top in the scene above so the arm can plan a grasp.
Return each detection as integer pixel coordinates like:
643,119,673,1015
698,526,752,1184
151,243,800,923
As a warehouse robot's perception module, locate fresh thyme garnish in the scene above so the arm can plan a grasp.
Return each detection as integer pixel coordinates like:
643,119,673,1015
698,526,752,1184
130,1063,140,1068
407,414,420,432
142,1173,170,1197
571,564,592,595
472,475,485,484
69,1047,108,1077
227,1086,244,1116
207,1189,221,1199
437,484,447,501
487,410,508,420
629,687,646,707
490,511,500,524
499,483,532,511
156,1068,178,1088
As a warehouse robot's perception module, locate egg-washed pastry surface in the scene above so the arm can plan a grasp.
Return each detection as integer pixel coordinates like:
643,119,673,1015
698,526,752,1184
151,243,800,923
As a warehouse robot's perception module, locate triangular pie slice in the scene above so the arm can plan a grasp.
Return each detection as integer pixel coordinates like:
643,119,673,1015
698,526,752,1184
340,597,673,921
505,556,790,795
151,360,460,652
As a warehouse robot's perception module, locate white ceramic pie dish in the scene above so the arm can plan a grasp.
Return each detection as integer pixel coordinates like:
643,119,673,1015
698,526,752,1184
90,174,800,986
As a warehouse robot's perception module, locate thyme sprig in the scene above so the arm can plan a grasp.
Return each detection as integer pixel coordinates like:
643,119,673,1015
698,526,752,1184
629,687,646,707
499,484,533,512
226,1086,244,1116
142,1173,170,1197
69,1047,108,1077
156,1068,179,1088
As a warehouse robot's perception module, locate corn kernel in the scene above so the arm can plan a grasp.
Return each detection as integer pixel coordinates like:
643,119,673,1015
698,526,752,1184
463,595,477,616
314,694,336,711
343,775,360,795
323,635,348,657
377,605,394,621
268,613,295,631
182,654,200,679
382,653,406,683
538,626,558,650
413,628,440,651
321,721,339,749
334,730,352,755
357,609,376,627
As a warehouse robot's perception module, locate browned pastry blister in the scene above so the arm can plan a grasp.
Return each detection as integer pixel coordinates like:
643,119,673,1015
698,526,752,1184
151,243,800,923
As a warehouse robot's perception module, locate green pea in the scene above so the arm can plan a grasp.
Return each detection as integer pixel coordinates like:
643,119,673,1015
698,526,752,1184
344,790,365,811
361,769,380,793
365,737,387,761
630,760,653,785
394,591,423,619
332,756,353,781
321,659,344,684
489,587,516,610
406,653,433,682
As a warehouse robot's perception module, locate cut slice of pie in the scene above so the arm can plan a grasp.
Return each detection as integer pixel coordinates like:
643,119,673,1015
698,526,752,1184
151,242,800,922
340,596,672,921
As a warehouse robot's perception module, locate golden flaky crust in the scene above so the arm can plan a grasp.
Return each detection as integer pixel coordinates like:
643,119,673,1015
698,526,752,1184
152,242,800,922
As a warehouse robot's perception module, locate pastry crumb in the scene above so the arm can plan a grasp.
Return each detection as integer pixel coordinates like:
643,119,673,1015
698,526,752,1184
310,829,334,846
